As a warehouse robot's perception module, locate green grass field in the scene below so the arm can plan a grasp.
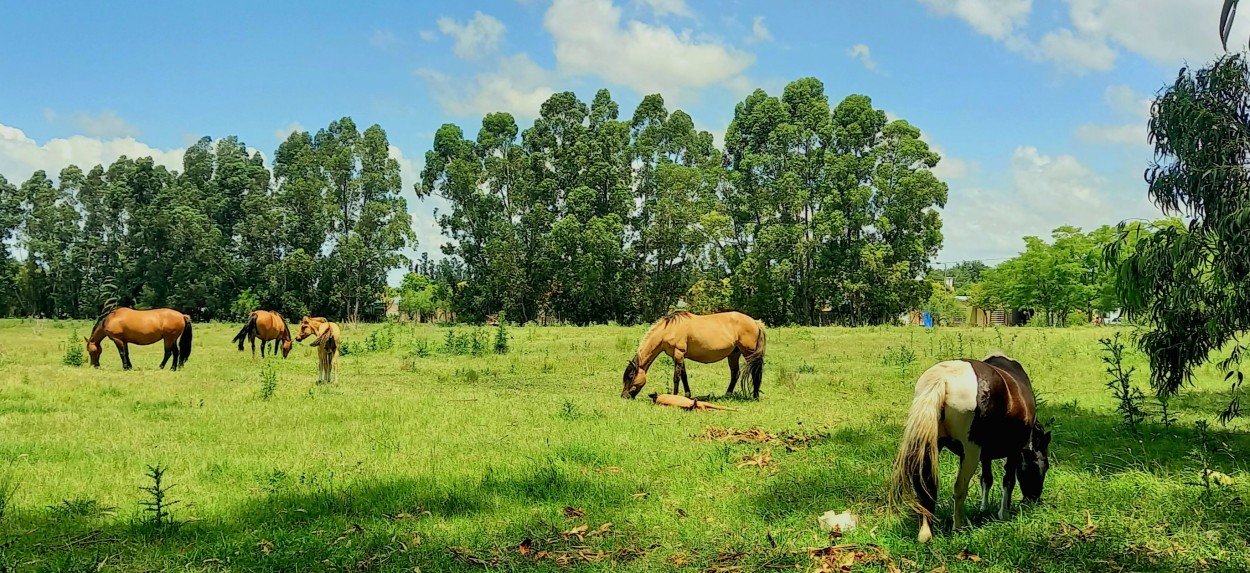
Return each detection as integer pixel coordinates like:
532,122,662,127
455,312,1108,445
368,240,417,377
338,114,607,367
1,319,1248,572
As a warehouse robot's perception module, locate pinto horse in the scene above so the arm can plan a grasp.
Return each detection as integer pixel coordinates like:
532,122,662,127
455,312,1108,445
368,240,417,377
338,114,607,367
887,353,1051,543
85,307,193,370
295,316,340,384
621,310,766,400
232,310,293,358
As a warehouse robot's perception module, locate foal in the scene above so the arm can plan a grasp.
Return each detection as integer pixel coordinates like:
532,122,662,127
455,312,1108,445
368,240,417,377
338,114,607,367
887,353,1052,542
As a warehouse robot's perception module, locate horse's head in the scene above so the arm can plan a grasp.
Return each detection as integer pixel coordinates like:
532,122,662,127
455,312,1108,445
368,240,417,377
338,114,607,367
295,316,323,342
84,337,101,367
621,358,646,399
281,337,293,357
1017,421,1052,502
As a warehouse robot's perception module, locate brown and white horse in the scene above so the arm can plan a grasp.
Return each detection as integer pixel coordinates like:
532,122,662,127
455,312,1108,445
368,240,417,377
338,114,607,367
887,353,1051,542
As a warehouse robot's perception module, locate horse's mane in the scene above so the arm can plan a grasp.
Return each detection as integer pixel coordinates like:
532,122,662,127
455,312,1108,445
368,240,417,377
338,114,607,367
633,310,694,359
90,310,113,335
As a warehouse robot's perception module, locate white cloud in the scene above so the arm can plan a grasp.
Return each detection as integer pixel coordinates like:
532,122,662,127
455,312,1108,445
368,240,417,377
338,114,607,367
417,53,557,119
637,0,691,18
1103,84,1151,119
848,43,879,72
1074,84,1152,147
543,0,753,96
68,111,140,139
438,11,507,60
1074,123,1145,146
419,29,437,42
749,16,773,43
274,121,305,142
0,122,185,184
418,0,755,117
370,30,398,49
919,0,1250,74
1034,27,1117,72
918,0,1032,41
937,146,1158,260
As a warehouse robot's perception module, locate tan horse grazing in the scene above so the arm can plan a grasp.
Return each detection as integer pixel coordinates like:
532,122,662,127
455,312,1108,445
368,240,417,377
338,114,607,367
621,310,767,400
85,307,193,370
232,310,293,358
295,316,340,384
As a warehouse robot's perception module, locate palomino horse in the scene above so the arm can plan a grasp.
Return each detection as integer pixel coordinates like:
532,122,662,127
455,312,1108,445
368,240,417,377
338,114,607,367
621,310,766,400
295,316,340,384
232,310,293,358
85,307,193,370
888,353,1051,542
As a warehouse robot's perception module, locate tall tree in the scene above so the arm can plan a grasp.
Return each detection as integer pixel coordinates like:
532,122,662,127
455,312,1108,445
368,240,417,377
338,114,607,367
1111,53,1250,421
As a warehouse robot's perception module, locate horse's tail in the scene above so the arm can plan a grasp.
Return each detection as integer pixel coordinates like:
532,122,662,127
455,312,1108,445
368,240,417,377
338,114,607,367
887,364,947,520
233,313,257,350
179,316,193,365
737,320,767,392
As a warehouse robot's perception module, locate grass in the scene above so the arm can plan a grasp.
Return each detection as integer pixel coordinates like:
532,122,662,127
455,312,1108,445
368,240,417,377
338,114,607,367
0,319,1248,572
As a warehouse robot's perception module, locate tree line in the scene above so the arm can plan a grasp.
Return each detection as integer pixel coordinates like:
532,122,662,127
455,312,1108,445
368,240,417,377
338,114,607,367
418,77,948,326
0,118,413,322
0,77,950,326
916,219,1181,328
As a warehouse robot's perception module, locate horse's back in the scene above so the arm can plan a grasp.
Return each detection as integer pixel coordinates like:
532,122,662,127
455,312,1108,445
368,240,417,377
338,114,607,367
962,356,1036,456
105,307,185,343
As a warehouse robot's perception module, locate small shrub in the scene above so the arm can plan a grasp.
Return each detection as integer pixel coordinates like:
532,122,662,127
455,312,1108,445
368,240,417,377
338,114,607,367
63,330,84,367
1157,394,1177,428
138,464,179,531
413,339,432,358
1100,332,1147,431
797,362,816,374
49,498,111,520
259,363,278,401
494,312,509,355
443,329,469,355
457,368,481,384
469,328,487,356
365,324,396,353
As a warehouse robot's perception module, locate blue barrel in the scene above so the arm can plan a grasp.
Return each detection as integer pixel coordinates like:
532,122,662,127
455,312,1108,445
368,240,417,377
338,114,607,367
922,311,934,328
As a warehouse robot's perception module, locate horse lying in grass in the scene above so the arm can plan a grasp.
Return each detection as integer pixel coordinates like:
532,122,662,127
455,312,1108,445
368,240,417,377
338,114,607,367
85,307,193,370
232,310,292,358
621,310,766,400
888,352,1051,543
295,316,340,384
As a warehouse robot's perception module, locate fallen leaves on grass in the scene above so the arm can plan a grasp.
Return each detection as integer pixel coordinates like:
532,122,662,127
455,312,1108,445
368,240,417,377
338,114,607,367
955,547,982,563
1050,511,1099,550
806,544,901,573
563,506,585,518
256,539,274,555
735,449,773,469
698,426,827,449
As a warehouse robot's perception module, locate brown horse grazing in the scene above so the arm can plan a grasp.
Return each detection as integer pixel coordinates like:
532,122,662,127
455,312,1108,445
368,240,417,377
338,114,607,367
85,307,193,370
887,352,1051,543
295,316,340,384
232,310,293,358
621,310,766,400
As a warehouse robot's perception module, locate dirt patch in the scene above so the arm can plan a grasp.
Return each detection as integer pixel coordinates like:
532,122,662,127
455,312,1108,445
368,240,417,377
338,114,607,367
697,426,829,449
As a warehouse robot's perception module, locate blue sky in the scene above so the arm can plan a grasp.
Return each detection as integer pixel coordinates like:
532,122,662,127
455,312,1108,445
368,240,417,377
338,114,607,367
0,0,1241,269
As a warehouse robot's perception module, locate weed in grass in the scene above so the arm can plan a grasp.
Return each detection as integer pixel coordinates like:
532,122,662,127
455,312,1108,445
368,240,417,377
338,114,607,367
881,345,917,381
259,362,278,401
775,366,798,391
0,466,17,523
797,362,816,374
494,311,509,354
48,497,112,520
138,464,179,531
558,400,581,421
1100,332,1147,431
62,330,84,366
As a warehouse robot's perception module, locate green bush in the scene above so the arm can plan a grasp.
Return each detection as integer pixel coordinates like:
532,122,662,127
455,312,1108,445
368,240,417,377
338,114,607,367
63,331,84,367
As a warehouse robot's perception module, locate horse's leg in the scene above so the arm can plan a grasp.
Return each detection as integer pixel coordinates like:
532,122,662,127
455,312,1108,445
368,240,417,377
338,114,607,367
250,333,257,358
261,337,266,358
671,349,688,397
999,452,1020,520
680,362,691,397
112,339,130,370
915,448,938,543
979,458,994,512
726,350,741,395
160,341,172,370
750,353,763,400
952,443,982,531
